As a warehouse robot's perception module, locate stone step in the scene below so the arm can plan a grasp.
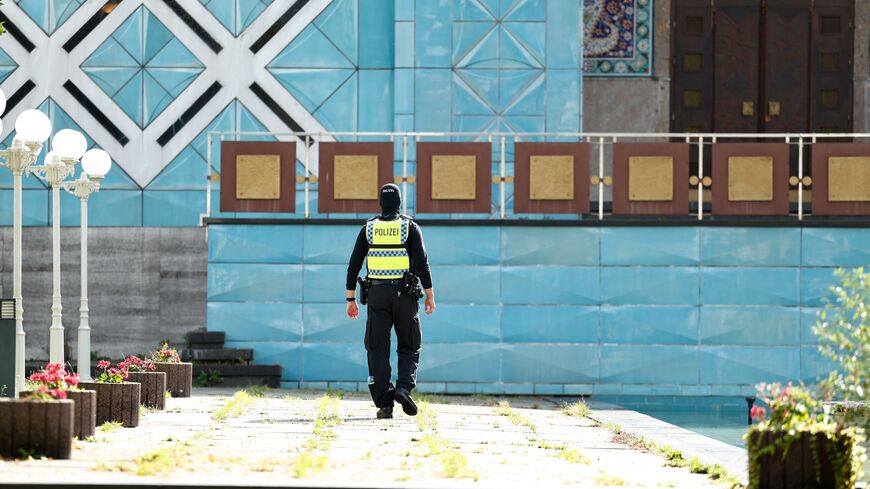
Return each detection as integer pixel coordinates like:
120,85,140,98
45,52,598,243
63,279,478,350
185,331,226,349
192,364,282,389
182,348,253,363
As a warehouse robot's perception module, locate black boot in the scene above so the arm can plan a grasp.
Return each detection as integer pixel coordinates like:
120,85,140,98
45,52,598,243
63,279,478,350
376,406,393,419
394,387,418,416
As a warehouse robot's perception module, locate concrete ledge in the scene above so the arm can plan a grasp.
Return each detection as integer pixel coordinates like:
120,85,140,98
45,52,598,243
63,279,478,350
587,400,748,485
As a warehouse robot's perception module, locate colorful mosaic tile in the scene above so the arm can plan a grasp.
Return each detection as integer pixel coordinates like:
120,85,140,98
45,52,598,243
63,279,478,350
583,0,653,76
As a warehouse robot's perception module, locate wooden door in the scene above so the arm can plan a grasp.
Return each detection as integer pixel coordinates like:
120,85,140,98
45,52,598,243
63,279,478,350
671,0,854,134
672,0,714,133
713,0,761,133
811,0,853,133
763,0,811,133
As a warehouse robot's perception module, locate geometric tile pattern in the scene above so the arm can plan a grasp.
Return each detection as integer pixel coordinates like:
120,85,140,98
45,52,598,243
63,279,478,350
0,47,18,84
199,0,274,36
583,0,654,76
15,0,84,34
82,5,205,128
450,0,547,133
1,0,589,226
147,100,275,190
267,0,360,133
208,224,869,392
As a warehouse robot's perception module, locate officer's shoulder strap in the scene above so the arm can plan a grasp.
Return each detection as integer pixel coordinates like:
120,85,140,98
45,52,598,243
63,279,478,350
399,214,415,223
365,215,379,223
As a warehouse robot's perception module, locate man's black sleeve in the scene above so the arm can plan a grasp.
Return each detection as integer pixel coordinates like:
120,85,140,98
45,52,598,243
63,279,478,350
407,222,433,289
346,227,368,291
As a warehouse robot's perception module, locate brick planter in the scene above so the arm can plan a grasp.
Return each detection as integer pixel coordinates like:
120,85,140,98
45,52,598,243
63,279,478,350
126,372,166,409
0,399,74,459
748,430,860,489
78,382,141,428
154,362,193,398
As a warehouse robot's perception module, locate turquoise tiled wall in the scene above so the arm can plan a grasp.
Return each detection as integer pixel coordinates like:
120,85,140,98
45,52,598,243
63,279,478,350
2,0,581,227
208,224,867,395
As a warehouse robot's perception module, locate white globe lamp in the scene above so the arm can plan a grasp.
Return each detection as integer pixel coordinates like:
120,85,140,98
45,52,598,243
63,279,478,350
82,149,111,178
14,109,52,143
52,129,88,160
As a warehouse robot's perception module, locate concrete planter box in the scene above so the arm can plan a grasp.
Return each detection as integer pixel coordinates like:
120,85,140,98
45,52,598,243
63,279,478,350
0,399,74,459
126,372,166,409
748,430,860,489
154,362,193,398
78,382,141,428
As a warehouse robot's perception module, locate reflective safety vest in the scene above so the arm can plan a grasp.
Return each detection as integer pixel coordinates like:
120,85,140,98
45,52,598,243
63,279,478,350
365,217,410,279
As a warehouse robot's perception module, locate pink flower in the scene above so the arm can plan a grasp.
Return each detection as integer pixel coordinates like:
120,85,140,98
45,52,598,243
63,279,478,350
750,406,767,421
97,360,110,369
781,386,792,398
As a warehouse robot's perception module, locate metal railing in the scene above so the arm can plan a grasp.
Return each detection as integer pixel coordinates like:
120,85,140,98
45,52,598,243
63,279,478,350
204,131,870,223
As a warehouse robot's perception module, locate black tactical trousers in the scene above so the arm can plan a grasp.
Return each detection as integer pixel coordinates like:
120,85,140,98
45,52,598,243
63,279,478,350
364,283,422,408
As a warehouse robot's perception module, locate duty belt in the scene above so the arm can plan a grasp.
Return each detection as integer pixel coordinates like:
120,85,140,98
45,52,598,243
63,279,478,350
369,278,403,286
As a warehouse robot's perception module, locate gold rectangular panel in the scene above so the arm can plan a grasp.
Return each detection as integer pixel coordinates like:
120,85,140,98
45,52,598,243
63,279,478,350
236,155,281,200
683,90,702,108
432,155,476,200
828,157,870,202
628,156,674,201
334,155,378,200
529,155,574,200
728,156,774,201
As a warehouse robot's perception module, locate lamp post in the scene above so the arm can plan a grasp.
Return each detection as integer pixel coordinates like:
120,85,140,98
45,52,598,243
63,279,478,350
0,105,53,397
64,149,111,381
29,129,88,365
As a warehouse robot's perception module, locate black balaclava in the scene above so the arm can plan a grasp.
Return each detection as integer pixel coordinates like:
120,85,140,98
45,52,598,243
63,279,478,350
379,183,401,218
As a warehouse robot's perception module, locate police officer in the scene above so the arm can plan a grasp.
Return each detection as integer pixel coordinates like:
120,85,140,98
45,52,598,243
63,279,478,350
346,183,435,419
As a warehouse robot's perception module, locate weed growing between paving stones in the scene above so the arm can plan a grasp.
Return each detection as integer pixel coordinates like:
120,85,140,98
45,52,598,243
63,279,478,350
134,445,190,476
410,402,479,480
595,473,628,486
562,400,590,418
212,390,254,421
290,392,342,477
244,385,270,398
497,401,595,468
536,441,591,465
594,419,744,488
99,421,123,433
416,400,438,432
494,400,537,433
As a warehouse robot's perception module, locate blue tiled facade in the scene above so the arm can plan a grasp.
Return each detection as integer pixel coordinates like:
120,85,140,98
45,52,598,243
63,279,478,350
0,0,583,227
207,224,865,394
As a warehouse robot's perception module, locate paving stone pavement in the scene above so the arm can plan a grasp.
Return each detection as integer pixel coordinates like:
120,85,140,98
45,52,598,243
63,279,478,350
0,388,731,488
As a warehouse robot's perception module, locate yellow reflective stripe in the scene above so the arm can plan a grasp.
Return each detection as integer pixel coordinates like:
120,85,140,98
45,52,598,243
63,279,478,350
366,255,410,272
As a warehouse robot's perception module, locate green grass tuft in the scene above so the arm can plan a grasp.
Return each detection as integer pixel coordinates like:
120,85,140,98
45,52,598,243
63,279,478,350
562,400,590,418
212,390,254,421
98,421,123,433
494,400,537,432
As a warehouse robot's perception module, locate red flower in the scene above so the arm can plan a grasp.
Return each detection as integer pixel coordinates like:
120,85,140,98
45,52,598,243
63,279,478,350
50,388,67,399
98,360,111,369
750,405,767,421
